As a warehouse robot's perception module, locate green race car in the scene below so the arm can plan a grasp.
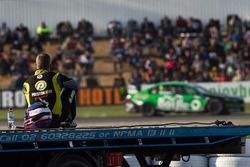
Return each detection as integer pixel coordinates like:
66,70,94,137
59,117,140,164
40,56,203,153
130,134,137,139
125,82,244,116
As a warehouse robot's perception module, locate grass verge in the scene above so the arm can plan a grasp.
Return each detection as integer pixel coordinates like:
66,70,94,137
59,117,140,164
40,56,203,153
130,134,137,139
0,105,141,120
0,103,249,120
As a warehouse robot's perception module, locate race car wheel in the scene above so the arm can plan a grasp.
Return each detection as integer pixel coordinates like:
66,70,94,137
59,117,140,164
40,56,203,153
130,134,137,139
48,154,94,167
142,103,157,117
206,99,224,115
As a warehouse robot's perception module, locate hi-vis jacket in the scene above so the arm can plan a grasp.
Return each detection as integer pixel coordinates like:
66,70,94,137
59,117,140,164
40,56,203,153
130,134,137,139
23,69,78,116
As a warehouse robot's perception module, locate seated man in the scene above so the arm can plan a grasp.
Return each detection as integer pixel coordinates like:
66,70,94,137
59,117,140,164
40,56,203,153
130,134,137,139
23,53,78,128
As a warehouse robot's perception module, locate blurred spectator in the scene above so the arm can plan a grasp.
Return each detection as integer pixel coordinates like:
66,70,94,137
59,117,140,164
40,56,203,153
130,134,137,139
113,72,127,100
79,51,94,75
209,67,219,81
127,34,143,49
144,57,158,72
11,40,23,50
242,47,250,67
207,19,221,31
157,33,173,56
187,17,203,34
175,16,188,34
112,48,125,73
61,37,78,55
129,70,142,91
36,22,52,43
141,17,156,37
192,54,202,72
110,37,126,72
78,51,89,74
217,70,227,82
107,20,123,38
164,51,175,76
56,20,74,40
243,68,250,80
13,23,30,45
28,37,43,53
0,52,11,75
125,19,139,38
200,71,212,82
50,56,60,72
205,19,221,40
0,22,12,45
243,19,250,31
207,38,222,68
82,36,94,53
128,48,143,69
225,64,235,80
146,68,163,83
159,16,173,36
227,14,242,33
62,54,75,75
10,73,27,89
14,50,30,75
232,68,242,81
76,19,94,39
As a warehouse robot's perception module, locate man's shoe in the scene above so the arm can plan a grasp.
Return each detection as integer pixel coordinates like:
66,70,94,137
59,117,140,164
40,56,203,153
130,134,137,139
68,121,77,128
60,121,77,128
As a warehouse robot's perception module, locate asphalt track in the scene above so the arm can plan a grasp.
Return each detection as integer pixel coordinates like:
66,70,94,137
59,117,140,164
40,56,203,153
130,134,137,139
74,112,250,128
1,112,250,129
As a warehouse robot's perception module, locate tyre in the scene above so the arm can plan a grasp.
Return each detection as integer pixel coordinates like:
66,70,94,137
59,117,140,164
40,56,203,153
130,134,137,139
246,139,250,154
170,155,208,167
206,99,226,115
48,154,94,167
142,103,157,117
209,154,250,167
124,154,140,167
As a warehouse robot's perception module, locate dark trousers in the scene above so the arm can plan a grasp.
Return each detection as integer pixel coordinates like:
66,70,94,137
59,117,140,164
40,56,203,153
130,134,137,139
60,88,76,122
51,89,76,127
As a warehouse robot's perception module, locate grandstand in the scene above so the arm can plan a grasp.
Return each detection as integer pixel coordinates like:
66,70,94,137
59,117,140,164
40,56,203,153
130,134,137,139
0,38,133,89
0,0,250,90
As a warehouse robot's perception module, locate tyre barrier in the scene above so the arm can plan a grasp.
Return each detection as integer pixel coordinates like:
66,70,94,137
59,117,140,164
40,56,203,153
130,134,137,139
245,139,250,154
124,153,250,167
209,154,250,167
170,155,208,167
123,154,140,167
124,154,208,167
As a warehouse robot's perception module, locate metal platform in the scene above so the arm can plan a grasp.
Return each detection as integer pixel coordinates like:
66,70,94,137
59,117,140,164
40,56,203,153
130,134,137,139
0,121,249,154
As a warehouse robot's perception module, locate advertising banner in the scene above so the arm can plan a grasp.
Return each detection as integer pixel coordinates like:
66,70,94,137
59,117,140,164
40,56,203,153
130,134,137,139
0,87,122,109
1,81,249,109
0,90,27,108
78,87,122,106
197,81,250,102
